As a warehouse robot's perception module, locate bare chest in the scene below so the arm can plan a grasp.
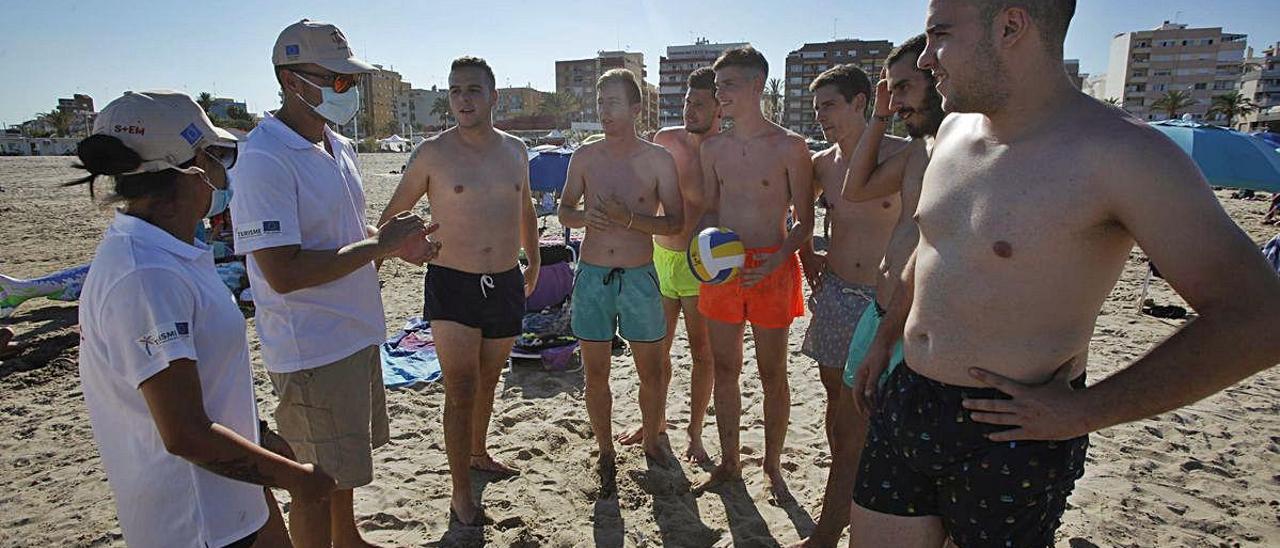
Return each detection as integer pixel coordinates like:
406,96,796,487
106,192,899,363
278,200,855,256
583,156,660,212
426,155,524,216
714,147,791,206
917,143,1109,264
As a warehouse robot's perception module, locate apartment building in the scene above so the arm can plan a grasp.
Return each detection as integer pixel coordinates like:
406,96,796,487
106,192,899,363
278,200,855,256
1105,22,1247,123
1237,42,1280,132
784,39,893,137
658,39,749,126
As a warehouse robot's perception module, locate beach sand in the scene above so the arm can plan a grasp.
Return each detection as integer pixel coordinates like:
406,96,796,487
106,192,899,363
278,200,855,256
1,154,1277,547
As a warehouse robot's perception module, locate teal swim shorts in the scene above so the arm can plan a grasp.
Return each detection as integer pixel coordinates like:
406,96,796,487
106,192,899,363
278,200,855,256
843,300,904,389
571,262,667,343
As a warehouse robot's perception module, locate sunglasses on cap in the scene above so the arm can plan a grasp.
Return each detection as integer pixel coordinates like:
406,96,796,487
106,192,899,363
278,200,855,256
290,69,359,93
202,143,238,171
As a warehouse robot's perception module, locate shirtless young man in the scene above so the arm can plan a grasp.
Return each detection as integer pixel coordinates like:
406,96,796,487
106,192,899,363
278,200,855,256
378,57,540,526
850,2,1280,546
617,67,722,463
557,69,683,495
791,63,909,545
695,47,815,498
797,34,948,548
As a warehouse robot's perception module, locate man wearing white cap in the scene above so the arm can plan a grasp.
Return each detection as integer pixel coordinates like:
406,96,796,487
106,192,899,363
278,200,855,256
74,90,336,548
230,20,433,547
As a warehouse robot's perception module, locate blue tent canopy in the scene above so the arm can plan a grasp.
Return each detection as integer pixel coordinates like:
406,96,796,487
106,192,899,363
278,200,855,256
1150,120,1280,193
529,147,574,193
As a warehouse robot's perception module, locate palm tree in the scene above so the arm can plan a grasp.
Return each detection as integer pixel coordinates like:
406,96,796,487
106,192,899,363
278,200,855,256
1207,91,1256,127
1151,90,1196,119
40,109,74,137
429,95,453,129
196,92,215,116
537,92,581,129
765,78,784,123
1103,97,1121,107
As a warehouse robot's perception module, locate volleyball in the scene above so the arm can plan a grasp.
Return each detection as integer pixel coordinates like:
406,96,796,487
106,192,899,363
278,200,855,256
687,227,745,284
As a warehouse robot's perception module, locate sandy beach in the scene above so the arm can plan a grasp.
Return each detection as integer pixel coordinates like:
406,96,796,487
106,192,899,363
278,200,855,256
1,153,1277,547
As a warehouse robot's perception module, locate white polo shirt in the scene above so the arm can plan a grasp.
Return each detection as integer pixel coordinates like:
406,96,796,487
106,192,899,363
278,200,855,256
230,113,385,373
78,212,267,548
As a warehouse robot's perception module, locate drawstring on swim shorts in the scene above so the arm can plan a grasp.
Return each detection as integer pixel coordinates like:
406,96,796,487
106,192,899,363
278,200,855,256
479,274,495,299
603,267,626,294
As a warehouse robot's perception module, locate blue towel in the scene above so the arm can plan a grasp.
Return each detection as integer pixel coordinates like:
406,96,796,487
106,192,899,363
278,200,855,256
380,317,442,388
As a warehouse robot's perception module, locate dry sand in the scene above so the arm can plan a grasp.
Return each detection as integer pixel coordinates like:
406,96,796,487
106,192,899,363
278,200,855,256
1,154,1277,547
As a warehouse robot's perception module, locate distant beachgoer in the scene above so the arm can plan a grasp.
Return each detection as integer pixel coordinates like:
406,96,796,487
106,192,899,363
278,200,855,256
558,68,683,496
849,1,1280,545
376,56,540,526
616,66,722,464
694,46,814,500
73,90,335,548
230,20,432,546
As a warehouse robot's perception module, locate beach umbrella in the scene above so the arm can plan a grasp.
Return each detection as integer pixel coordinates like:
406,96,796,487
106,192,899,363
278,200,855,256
529,147,573,193
1150,119,1280,193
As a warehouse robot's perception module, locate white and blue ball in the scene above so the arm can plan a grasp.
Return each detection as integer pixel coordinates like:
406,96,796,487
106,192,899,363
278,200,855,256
687,227,745,284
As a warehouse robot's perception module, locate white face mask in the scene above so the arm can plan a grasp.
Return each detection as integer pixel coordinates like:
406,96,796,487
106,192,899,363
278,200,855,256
295,75,360,126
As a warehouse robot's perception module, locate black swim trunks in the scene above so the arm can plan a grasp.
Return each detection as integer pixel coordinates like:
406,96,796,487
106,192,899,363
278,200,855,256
424,264,525,338
853,363,1088,548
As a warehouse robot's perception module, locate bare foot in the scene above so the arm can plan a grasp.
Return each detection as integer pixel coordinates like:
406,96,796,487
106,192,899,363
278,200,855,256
764,466,793,505
596,452,618,499
692,462,741,494
683,432,711,465
449,501,484,528
643,440,673,468
615,425,643,446
0,327,14,358
470,453,519,476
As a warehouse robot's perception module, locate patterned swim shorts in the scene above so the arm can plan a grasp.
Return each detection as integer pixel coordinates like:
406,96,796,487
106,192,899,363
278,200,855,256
853,364,1089,548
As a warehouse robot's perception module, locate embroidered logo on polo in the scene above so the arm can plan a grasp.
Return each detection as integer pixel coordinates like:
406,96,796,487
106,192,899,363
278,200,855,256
237,220,283,239
137,322,191,357
180,123,203,146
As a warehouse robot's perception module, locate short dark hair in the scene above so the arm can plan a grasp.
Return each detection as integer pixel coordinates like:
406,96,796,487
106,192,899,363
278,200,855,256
688,67,717,93
809,64,871,104
887,33,929,70
713,46,768,78
975,0,1076,56
450,56,496,90
596,69,642,105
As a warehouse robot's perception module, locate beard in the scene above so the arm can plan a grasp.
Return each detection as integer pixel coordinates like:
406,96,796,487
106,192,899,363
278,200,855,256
941,35,1010,114
903,86,946,139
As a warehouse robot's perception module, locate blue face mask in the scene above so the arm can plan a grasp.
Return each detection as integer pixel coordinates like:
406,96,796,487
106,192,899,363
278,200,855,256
200,173,233,218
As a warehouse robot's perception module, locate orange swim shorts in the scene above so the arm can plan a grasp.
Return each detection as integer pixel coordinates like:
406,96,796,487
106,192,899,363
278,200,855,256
697,246,804,329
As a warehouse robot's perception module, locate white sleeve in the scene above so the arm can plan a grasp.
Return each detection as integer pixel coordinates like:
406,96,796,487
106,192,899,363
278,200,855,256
229,150,302,254
99,268,200,388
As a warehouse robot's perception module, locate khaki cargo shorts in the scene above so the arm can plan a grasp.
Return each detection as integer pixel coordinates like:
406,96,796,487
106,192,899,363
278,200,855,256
268,346,389,489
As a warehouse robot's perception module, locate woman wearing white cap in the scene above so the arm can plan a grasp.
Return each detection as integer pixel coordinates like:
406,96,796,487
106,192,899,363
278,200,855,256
70,90,335,548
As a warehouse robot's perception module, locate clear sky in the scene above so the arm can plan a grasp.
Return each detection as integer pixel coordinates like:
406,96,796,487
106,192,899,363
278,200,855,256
1,0,1277,126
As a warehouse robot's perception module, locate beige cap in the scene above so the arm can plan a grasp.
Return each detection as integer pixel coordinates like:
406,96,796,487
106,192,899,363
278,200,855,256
272,19,373,74
92,90,239,175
